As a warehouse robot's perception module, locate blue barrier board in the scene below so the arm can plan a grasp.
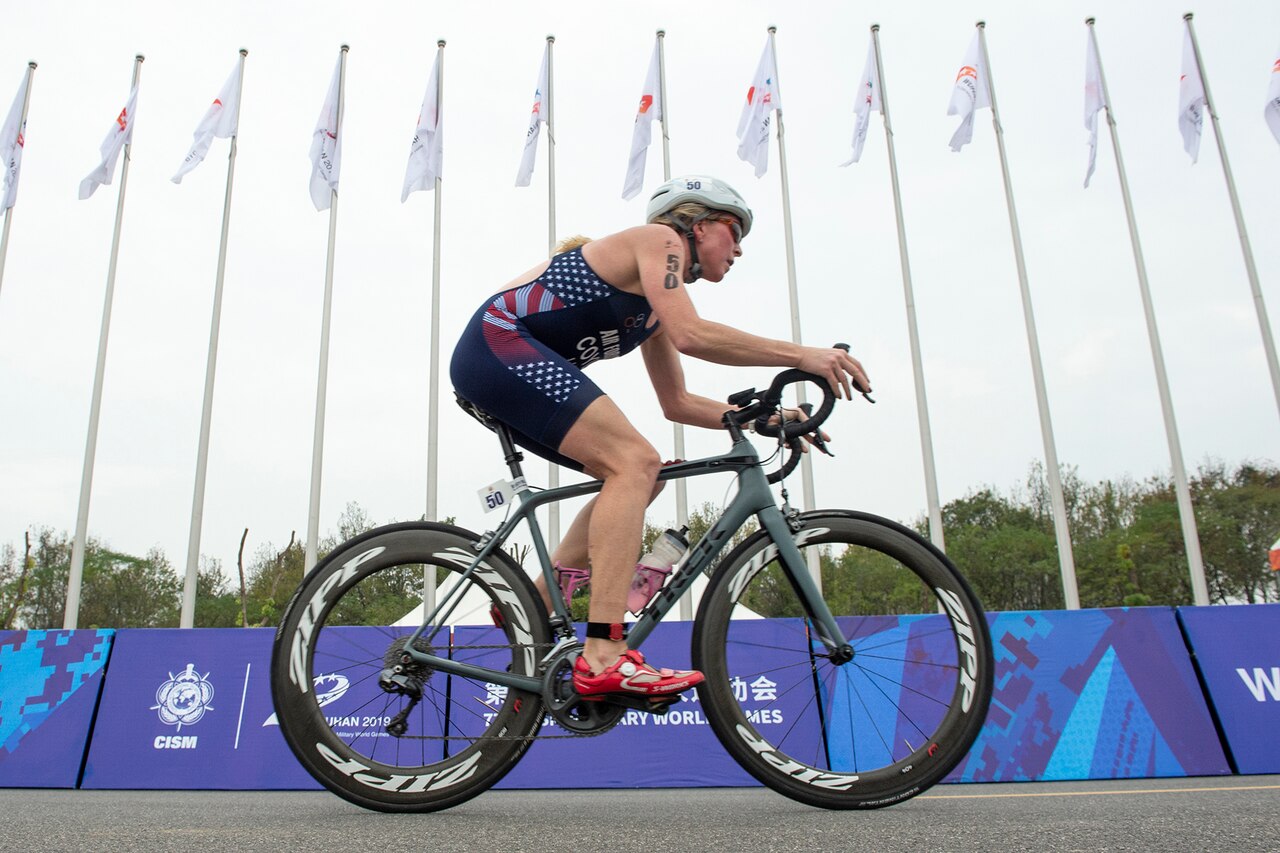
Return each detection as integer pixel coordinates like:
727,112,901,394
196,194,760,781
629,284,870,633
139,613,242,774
0,629,114,788
81,628,318,790
948,607,1229,782
1177,603,1280,774
497,621,754,789
57,606,1240,791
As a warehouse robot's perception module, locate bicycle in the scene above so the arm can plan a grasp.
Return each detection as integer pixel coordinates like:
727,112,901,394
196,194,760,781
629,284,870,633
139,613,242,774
269,356,994,812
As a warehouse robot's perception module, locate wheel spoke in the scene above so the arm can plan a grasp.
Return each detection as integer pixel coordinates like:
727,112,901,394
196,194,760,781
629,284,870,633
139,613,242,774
697,515,991,808
270,524,551,811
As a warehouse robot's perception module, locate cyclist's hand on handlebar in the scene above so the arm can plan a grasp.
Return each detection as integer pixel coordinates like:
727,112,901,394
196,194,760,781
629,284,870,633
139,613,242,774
796,346,871,402
766,407,834,456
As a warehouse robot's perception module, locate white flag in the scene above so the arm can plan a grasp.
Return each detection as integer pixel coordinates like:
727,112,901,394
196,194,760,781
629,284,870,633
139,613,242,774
947,31,990,152
402,52,443,202
621,39,662,201
1178,27,1206,163
841,37,880,166
1266,50,1280,147
736,37,781,177
309,56,342,211
79,84,139,200
1083,32,1106,188
515,43,549,188
0,66,31,210
171,61,241,184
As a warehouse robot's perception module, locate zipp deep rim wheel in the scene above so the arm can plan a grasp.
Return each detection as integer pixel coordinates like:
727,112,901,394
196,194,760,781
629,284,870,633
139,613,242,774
692,511,993,809
269,522,549,812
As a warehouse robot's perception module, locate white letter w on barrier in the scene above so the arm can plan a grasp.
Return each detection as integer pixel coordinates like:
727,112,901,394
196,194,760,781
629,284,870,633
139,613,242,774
1235,667,1280,701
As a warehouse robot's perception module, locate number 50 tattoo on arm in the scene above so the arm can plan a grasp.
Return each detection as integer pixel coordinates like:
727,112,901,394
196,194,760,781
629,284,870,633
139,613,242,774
664,254,681,289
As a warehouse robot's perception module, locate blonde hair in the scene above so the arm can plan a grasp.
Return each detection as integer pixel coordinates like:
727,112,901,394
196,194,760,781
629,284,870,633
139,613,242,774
553,234,593,255
652,201,713,232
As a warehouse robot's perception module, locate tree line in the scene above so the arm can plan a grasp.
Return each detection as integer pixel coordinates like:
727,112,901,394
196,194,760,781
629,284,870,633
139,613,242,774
2,461,1277,630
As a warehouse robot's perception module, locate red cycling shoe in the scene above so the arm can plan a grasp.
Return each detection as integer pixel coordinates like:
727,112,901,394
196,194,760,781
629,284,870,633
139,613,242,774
573,650,704,699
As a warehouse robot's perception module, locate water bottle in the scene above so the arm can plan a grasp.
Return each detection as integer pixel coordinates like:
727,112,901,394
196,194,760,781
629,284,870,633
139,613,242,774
628,526,690,614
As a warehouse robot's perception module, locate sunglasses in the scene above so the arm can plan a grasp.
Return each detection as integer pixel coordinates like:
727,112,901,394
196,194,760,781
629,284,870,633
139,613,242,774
705,215,743,244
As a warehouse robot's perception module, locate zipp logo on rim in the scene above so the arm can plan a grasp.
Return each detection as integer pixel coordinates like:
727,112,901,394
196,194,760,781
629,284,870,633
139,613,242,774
315,741,481,793
936,587,979,713
431,547,537,675
290,547,386,691
735,724,859,789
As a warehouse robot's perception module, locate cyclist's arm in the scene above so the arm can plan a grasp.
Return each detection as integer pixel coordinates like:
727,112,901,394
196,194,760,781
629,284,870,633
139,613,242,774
641,333,834,448
639,332,741,430
633,227,869,400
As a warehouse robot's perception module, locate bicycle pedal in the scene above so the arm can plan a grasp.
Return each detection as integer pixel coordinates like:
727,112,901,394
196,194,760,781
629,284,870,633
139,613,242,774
596,693,680,716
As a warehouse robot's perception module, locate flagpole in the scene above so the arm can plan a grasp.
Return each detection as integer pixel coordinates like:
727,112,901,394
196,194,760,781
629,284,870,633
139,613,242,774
1088,19,1209,607
657,30,671,174
305,44,348,573
544,34,561,550
425,39,445,524
0,61,36,300
766,27,820,584
422,39,445,623
657,33,679,494
977,22,1080,609
180,49,248,628
65,54,144,629
871,25,945,552
654,29,696,619
1184,12,1280,424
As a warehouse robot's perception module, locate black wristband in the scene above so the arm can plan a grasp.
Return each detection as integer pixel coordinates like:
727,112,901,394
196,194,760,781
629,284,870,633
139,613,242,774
585,622,627,642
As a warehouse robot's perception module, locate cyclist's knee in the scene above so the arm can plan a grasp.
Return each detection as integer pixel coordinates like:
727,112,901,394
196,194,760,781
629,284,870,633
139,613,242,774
600,441,662,486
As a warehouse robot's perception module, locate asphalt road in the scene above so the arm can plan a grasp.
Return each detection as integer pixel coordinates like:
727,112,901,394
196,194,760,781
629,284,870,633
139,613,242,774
2,776,1277,852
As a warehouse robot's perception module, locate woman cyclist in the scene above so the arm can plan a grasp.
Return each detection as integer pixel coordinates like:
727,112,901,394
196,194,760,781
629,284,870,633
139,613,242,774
450,176,870,701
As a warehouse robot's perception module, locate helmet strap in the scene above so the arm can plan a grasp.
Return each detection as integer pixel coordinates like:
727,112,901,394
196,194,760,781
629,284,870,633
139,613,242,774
659,214,702,283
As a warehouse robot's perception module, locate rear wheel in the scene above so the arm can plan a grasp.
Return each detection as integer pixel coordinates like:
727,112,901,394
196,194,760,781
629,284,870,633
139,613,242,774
269,522,550,812
693,511,992,809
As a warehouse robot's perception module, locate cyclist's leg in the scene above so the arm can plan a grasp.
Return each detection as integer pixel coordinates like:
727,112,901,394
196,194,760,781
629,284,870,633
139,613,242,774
534,479,668,612
552,397,703,697
556,395,661,673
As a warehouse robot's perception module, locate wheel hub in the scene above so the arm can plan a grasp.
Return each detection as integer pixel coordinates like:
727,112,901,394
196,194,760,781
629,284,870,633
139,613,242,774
829,644,855,665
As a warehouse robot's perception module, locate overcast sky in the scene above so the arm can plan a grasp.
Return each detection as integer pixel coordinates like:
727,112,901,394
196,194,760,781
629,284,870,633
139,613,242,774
1,0,1277,584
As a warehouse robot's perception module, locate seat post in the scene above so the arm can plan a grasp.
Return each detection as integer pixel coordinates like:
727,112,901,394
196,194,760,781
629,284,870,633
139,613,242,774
455,394,527,483
495,424,526,482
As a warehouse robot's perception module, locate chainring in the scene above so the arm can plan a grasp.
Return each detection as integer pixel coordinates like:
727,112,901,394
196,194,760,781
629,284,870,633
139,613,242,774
539,643,626,735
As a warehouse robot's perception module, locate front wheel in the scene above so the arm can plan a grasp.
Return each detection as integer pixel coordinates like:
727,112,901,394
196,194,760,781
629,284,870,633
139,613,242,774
269,522,551,812
692,511,992,809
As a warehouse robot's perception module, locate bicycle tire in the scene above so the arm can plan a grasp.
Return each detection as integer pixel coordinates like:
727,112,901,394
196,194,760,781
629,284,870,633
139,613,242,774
269,521,550,812
692,510,992,809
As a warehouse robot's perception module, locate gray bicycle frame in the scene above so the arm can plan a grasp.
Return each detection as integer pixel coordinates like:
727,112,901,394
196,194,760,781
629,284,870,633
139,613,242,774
400,431,850,694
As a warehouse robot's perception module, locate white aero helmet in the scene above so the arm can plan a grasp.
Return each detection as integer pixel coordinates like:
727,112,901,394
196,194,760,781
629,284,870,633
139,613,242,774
645,175,753,238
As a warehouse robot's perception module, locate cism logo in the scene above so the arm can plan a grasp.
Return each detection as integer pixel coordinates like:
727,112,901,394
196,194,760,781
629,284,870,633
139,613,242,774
150,663,214,749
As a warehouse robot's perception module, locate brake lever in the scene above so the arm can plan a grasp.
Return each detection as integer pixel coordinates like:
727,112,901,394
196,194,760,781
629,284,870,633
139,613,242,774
797,403,834,457
832,342,876,404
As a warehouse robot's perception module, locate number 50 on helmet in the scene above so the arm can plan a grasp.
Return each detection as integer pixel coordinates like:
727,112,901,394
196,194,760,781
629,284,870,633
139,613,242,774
646,176,754,238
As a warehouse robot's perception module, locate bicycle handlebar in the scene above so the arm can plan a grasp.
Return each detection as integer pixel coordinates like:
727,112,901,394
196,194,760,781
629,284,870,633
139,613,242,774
724,344,850,484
